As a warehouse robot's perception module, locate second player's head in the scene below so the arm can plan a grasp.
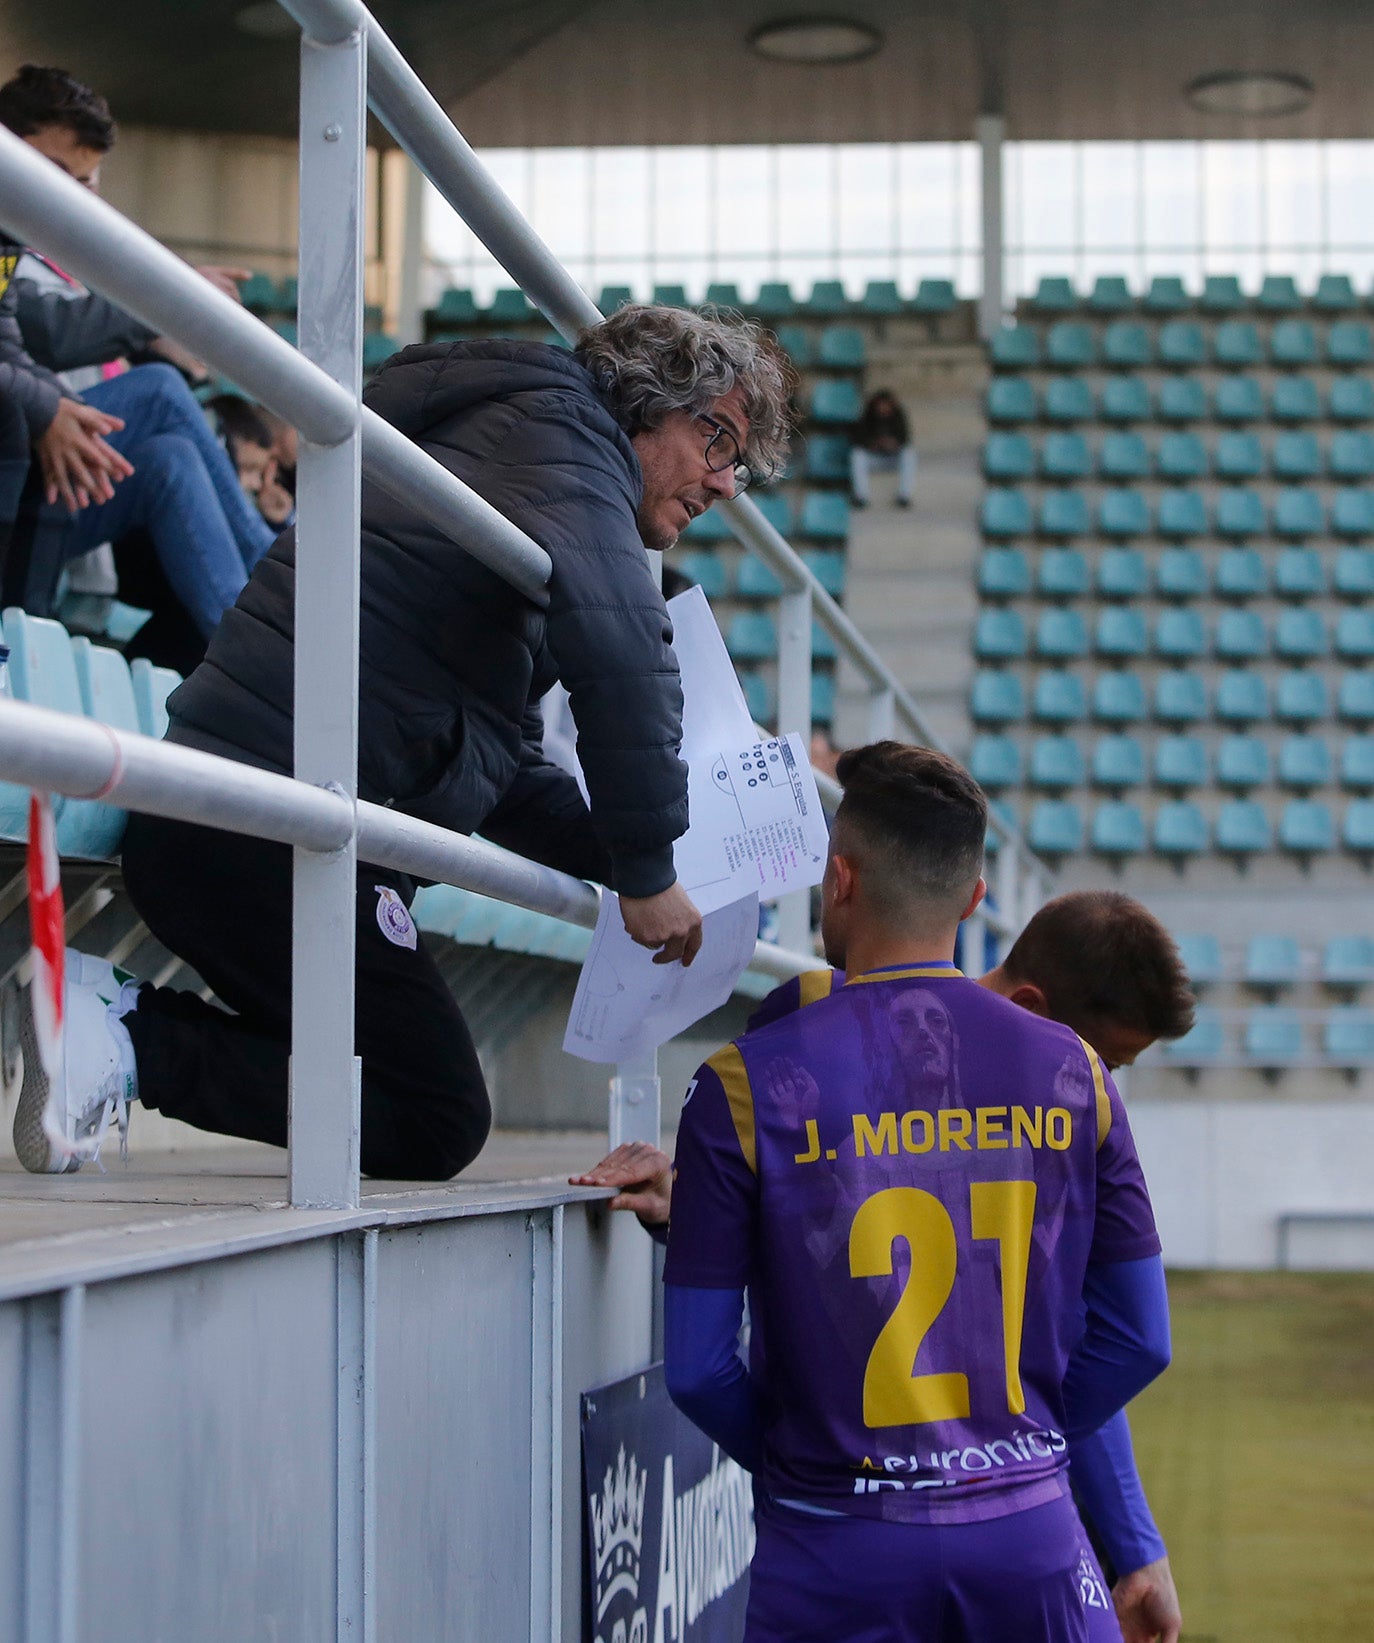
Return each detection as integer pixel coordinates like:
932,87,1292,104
821,741,987,968
984,890,1196,1069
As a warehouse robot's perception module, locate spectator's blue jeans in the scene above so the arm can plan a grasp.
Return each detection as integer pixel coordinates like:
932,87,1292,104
57,363,275,638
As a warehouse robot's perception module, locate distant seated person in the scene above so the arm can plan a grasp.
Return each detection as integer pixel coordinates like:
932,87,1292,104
206,394,295,529
850,387,915,509
0,65,275,655
809,726,841,780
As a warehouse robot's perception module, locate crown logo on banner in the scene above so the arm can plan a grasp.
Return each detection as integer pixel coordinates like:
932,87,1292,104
589,1444,648,1616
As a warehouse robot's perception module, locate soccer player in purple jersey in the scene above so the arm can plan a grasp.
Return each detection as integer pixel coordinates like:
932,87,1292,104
660,744,1171,1642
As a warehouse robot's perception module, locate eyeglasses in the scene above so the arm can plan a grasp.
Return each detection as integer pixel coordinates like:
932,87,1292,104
696,413,754,492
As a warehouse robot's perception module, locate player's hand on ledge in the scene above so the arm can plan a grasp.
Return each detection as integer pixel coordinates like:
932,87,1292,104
570,1142,672,1229
619,882,703,967
1113,1554,1181,1643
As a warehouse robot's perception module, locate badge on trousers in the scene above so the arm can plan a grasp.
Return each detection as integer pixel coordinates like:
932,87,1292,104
374,884,417,950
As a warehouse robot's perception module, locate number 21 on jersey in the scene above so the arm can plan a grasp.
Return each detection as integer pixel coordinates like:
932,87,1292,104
848,1181,1037,1429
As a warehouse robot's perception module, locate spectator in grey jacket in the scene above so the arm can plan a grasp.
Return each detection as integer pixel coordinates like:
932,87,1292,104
16,305,796,1182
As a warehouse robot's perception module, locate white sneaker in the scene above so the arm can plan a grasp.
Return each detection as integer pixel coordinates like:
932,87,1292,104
12,950,140,1174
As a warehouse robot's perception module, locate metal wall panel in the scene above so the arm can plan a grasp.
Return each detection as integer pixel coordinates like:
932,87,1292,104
0,1304,23,1634
77,1245,339,1643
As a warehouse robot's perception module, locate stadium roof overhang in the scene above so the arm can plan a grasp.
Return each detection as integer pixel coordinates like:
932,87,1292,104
7,0,1374,145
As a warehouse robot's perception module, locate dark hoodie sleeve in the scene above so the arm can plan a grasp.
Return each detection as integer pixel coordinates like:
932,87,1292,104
13,263,158,372
0,245,62,437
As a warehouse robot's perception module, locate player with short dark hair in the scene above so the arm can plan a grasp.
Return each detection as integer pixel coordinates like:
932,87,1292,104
661,742,1170,1641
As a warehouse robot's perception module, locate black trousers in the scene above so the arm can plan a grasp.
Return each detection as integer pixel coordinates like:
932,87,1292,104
120,811,491,1180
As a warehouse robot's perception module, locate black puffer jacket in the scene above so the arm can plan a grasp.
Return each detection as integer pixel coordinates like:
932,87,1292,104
168,340,689,897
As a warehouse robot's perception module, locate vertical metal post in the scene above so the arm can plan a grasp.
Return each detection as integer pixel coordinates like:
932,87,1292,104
528,1206,564,1641
22,1287,83,1643
609,1053,661,1148
336,1230,376,1642
776,583,813,952
978,114,1006,341
290,19,366,1209
396,157,426,347
995,828,1020,965
868,686,896,741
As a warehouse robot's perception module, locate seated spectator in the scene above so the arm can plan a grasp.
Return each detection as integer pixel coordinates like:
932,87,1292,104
206,395,295,529
850,387,916,508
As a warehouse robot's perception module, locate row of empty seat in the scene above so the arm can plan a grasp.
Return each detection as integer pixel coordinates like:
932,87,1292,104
1023,273,1370,315
971,666,1374,726
981,545,1374,603
1179,932,1374,990
1002,794,1374,859
982,484,1374,540
685,490,850,544
678,549,846,601
993,318,1373,372
1160,1007,1374,1068
987,374,1374,426
986,428,1374,482
972,732,1374,795
727,614,838,662
741,670,835,726
975,605,1374,662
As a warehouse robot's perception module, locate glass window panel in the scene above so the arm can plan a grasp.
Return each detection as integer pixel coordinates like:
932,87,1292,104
777,146,835,256
1081,144,1137,261
531,149,590,262
1262,143,1321,255
1202,142,1263,255
956,142,980,254
837,145,893,260
1015,143,1077,252
1324,143,1371,259
1141,144,1200,260
591,149,650,259
653,148,711,261
714,146,772,271
898,144,958,258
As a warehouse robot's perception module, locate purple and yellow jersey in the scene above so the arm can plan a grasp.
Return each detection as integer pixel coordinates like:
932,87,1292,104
664,961,1160,1525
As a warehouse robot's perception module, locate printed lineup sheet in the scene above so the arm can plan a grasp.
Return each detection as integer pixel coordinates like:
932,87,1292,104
563,585,830,1063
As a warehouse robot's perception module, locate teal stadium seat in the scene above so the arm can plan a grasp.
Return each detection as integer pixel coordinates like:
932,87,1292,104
1215,608,1267,659
725,612,777,660
1271,377,1322,423
1154,801,1210,859
983,432,1035,480
1335,548,1374,599
1274,547,1325,600
799,492,849,540
811,621,838,661
1029,734,1085,790
811,673,836,724
130,657,180,739
752,282,796,317
1327,321,1373,368
1330,377,1374,422
1341,736,1374,790
1157,378,1208,423
487,288,533,322
1041,431,1092,481
982,799,1020,858
774,325,812,367
704,283,741,308
1201,274,1244,312
1091,734,1145,789
1098,432,1149,481
810,379,863,425
1245,1009,1305,1066
1098,489,1150,538
1038,491,1090,538
1273,607,1327,660
1088,276,1132,313
1331,431,1374,480
1157,321,1206,368
1273,431,1322,480
740,672,773,722
1033,608,1088,660
990,326,1039,369
971,670,1025,724
596,284,633,313
1042,378,1095,423
1095,607,1148,658
1038,547,1090,599
1344,799,1374,851
981,489,1033,538
1339,673,1374,724
1156,546,1208,600
1214,670,1268,724
1100,377,1152,423
1162,1008,1225,1063
1336,609,1374,660
802,549,847,598
1214,431,1264,480
804,280,849,315
362,334,399,371
986,379,1037,424
1156,432,1207,481
240,272,279,313
677,551,727,599
1031,276,1078,312
1092,801,1146,857
970,735,1022,790
270,319,298,347
979,547,1032,599
1216,734,1270,790
859,280,902,315
1213,377,1264,422
975,608,1028,660
1216,799,1272,855
1213,320,1262,367
1143,276,1189,313
1214,546,1267,600
1314,274,1358,312
1215,489,1267,538
1257,274,1302,312
1029,799,1083,855
1333,489,1374,538
818,326,866,369
1275,671,1329,724
1100,321,1150,369
652,284,690,308
1176,933,1224,986
1153,735,1208,789
1274,488,1325,539
1322,934,1374,986
683,505,730,543
1270,319,1318,367
1278,733,1332,788
1156,489,1207,540
1097,547,1148,600
1153,670,1208,725
736,555,784,599
1324,1008,1374,1064
911,279,958,315
1034,670,1087,724
804,432,850,482
1045,321,1096,369
1092,672,1146,724
1154,608,1206,659
1281,799,1335,854
751,492,793,537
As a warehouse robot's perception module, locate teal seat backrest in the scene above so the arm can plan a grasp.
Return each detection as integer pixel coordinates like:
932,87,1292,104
130,657,182,740
0,610,35,841
66,636,140,859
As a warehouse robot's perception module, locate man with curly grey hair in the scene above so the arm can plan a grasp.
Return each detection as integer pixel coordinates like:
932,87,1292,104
19,303,795,1185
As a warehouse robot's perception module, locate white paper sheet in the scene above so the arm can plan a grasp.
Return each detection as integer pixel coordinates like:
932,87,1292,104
563,892,761,1064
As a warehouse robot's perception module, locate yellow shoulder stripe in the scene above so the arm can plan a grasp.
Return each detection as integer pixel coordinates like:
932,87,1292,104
798,969,839,1008
1080,1039,1111,1151
707,1042,756,1175
845,965,964,986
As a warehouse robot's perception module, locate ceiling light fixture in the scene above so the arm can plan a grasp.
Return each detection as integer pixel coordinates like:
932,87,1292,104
1185,71,1313,118
747,16,883,66
233,3,298,40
